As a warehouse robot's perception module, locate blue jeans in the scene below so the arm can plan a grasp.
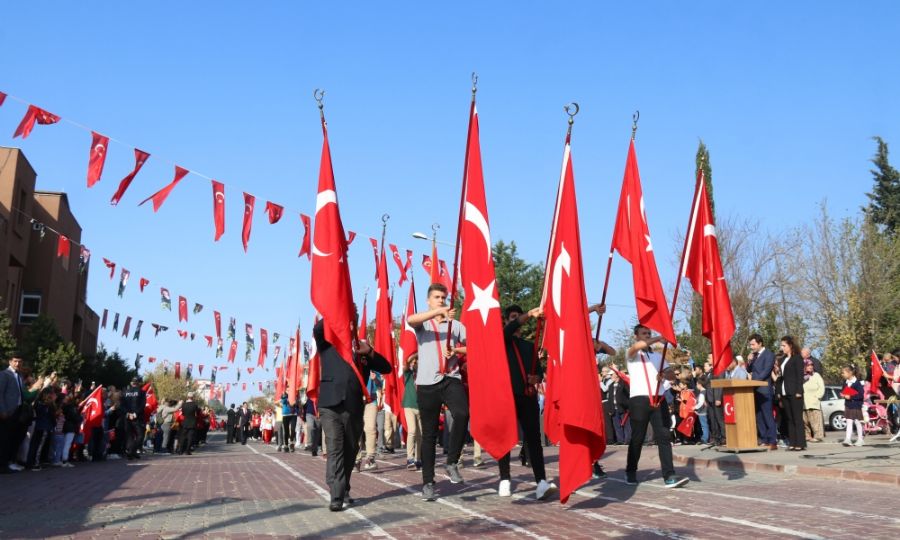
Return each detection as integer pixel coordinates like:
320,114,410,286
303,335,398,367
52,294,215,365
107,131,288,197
697,415,709,443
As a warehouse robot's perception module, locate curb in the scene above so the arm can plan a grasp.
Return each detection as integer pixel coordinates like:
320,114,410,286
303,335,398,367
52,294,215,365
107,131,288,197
672,452,900,486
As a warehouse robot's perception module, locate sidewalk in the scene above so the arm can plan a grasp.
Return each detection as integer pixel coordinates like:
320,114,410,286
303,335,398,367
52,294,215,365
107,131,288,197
671,432,900,486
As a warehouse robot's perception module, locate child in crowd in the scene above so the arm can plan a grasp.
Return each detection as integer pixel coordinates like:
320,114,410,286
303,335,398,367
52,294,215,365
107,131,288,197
840,364,865,446
694,377,709,444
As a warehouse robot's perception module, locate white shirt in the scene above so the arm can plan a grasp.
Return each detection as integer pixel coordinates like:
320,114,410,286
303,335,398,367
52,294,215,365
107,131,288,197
626,350,668,397
780,357,789,394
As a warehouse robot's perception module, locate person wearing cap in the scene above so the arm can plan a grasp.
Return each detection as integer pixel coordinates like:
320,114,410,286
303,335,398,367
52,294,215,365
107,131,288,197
122,377,147,460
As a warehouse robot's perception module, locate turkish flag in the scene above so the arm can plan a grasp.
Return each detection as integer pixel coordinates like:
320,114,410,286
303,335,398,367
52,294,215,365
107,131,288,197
347,231,357,245
139,277,149,292
0,91,6,106
541,131,606,503
723,393,736,424
275,363,285,398
87,131,109,188
375,247,403,429
139,165,189,212
398,280,418,371
258,328,268,367
611,140,677,345
265,201,284,224
178,296,188,322
79,386,104,445
676,414,697,437
439,260,453,291
871,350,885,389
306,325,321,405
357,298,368,342
174,362,182,379
13,104,60,139
242,192,255,252
286,329,301,404
102,258,116,279
369,238,379,278
214,311,222,338
309,114,367,394
143,382,158,423
455,101,516,461
298,213,311,259
211,180,226,241
422,254,434,276
57,235,70,258
390,244,407,285
682,174,735,375
247,367,254,375
110,149,150,206
242,383,247,391
228,340,238,363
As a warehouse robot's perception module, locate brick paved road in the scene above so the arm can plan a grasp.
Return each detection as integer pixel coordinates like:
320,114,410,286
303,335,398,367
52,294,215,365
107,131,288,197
1,433,898,539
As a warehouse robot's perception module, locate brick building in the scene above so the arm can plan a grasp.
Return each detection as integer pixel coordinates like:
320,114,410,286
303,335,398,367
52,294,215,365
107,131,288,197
0,146,99,357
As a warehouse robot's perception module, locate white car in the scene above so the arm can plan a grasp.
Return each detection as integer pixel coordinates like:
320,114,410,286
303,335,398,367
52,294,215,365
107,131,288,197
820,385,846,431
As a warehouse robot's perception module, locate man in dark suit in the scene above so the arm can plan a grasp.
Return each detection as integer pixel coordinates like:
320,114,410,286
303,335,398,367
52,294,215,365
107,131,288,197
748,334,777,449
0,353,27,473
315,311,391,512
238,403,252,444
226,404,237,444
178,393,199,455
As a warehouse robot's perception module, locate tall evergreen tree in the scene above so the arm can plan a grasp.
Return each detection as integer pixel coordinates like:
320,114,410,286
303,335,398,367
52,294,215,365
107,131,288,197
866,136,900,234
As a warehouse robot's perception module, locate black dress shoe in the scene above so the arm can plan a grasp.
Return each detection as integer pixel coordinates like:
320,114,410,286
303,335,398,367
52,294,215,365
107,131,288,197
329,501,344,512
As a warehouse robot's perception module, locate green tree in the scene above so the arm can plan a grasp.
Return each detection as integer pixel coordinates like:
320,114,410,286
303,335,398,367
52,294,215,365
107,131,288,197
865,137,900,234
492,240,545,338
35,341,84,379
20,314,62,369
80,346,136,389
0,306,19,370
145,365,205,406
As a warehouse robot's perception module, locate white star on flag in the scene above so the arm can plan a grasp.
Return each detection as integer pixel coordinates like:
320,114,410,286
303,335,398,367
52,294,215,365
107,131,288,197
467,279,500,325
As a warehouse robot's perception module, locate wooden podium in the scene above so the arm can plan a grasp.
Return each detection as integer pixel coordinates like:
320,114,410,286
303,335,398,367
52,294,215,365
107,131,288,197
710,379,769,452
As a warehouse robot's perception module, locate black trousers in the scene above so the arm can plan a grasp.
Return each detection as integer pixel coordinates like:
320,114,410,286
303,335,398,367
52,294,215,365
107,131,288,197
0,416,25,467
226,422,236,443
498,394,546,482
320,404,363,503
782,395,805,448
240,424,250,444
626,396,675,480
179,427,195,454
125,418,143,456
709,402,725,444
417,377,469,485
283,415,297,446
308,415,322,453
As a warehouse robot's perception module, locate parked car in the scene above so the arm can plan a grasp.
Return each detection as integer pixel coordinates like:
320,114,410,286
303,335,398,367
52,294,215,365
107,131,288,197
820,385,846,430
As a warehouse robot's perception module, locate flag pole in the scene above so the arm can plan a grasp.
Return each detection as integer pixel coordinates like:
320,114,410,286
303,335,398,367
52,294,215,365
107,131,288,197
446,72,478,352
651,159,705,403
595,111,638,341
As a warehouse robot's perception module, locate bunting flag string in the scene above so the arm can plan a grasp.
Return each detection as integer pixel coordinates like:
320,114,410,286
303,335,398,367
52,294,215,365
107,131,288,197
86,131,109,188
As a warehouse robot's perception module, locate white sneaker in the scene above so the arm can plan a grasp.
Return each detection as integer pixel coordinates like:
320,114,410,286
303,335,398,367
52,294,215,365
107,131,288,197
498,479,511,497
535,479,552,500
8,463,24,471
841,439,852,446
854,438,865,446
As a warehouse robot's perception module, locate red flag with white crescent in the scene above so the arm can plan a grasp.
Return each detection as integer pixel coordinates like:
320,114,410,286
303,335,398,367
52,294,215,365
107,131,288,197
139,277,149,292
306,318,321,405
265,201,284,224
13,104,60,139
540,130,606,503
375,245,403,429
214,311,222,338
110,149,150,206
257,328,268,367
212,180,226,241
456,100,516,460
228,340,238,363
143,382,158,423
357,297,368,342
57,236,70,259
178,296,188,322
682,173,735,375
79,386,104,445
298,213,311,259
102,257,116,279
398,280,418,371
87,131,109,188
611,140,677,345
139,166,189,212
389,244,407,285
242,192,255,252
0,91,6,106
309,112,367,396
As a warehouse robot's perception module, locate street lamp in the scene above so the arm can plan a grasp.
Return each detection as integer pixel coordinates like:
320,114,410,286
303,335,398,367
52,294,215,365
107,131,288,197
411,232,455,248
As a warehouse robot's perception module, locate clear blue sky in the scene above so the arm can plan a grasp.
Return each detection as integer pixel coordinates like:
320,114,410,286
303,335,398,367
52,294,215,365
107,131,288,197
3,3,898,404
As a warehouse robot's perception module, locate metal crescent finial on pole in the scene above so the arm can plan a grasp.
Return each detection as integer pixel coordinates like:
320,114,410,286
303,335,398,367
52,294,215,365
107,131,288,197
471,72,478,97
565,102,580,135
314,89,326,120
631,110,640,140
431,222,440,241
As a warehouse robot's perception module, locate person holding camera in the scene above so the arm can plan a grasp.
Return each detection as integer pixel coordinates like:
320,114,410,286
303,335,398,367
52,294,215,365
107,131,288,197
497,305,551,500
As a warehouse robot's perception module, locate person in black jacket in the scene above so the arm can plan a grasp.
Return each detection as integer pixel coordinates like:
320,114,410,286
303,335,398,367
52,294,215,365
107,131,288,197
497,305,551,500
314,313,391,512
237,403,252,444
776,336,806,451
122,377,147,460
178,393,199,455
226,404,237,444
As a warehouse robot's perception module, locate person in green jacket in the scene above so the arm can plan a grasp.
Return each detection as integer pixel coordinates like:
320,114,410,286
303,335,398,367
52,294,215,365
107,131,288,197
403,354,421,470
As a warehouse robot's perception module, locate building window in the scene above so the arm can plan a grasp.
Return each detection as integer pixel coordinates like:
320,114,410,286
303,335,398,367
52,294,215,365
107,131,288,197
19,293,41,325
